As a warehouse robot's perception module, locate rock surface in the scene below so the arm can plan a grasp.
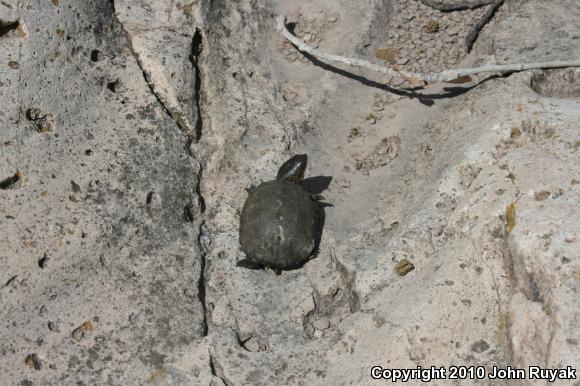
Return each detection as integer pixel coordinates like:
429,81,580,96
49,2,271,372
1,0,578,385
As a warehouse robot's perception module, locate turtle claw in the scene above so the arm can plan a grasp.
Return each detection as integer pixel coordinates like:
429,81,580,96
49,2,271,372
236,258,264,270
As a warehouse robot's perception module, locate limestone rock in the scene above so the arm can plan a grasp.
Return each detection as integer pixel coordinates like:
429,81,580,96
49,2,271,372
1,0,578,384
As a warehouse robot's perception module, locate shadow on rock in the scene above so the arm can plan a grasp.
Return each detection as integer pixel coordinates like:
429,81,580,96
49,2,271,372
302,175,332,195
284,22,510,107
302,175,333,270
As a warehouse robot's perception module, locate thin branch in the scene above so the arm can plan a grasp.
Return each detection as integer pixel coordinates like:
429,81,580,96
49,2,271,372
276,16,422,85
276,15,580,85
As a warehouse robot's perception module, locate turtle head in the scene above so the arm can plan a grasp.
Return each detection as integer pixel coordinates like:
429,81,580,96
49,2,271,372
276,154,307,183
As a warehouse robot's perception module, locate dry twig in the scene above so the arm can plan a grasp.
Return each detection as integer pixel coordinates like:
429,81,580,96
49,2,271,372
276,15,580,86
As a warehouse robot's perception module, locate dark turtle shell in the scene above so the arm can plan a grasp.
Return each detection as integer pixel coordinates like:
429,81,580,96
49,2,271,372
239,180,317,269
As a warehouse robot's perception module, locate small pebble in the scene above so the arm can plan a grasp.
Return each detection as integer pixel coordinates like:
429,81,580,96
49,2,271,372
243,336,268,352
366,113,377,124
375,47,398,64
348,127,361,141
72,320,94,341
425,19,439,33
534,191,550,201
26,107,46,121
395,259,415,276
36,115,55,132
25,353,42,370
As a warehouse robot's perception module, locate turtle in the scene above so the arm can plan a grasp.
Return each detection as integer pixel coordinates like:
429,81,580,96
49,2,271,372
238,154,319,273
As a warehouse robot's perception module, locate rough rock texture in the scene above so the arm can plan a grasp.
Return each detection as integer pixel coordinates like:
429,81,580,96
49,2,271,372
0,1,211,384
1,0,578,385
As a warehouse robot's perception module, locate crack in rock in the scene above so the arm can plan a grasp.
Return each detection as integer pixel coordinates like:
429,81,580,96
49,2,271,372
198,221,210,336
191,28,210,338
110,1,194,138
331,250,360,313
209,352,229,386
190,28,204,142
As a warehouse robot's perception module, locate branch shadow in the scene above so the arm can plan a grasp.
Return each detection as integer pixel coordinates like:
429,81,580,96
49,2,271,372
304,51,510,106
285,22,509,107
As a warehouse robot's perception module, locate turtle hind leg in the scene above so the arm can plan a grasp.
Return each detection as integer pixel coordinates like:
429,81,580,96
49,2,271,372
236,258,264,270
